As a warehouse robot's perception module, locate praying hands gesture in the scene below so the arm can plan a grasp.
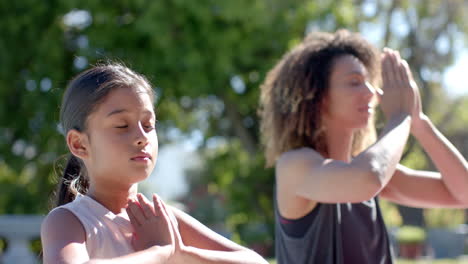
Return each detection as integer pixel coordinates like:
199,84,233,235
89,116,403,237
127,193,184,260
126,193,268,264
379,49,468,208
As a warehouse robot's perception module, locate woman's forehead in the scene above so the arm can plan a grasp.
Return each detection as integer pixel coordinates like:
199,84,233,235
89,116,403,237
331,55,368,76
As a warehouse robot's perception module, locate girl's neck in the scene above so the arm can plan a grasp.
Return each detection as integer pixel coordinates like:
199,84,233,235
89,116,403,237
87,182,138,214
324,122,354,162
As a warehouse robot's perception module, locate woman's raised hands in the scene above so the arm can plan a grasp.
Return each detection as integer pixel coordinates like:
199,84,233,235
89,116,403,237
380,48,417,121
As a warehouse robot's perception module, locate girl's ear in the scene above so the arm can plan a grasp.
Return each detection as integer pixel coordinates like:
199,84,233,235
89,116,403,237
66,129,89,160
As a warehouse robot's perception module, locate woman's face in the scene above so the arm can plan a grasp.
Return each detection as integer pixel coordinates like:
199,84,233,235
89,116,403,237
82,86,158,189
322,54,377,130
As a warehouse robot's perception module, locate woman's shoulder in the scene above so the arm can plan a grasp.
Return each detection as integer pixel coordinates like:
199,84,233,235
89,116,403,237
277,147,324,171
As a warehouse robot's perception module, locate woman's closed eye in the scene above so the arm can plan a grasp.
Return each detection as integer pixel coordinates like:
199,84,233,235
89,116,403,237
349,78,364,86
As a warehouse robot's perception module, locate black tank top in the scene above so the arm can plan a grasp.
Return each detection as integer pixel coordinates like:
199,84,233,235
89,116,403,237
275,195,393,264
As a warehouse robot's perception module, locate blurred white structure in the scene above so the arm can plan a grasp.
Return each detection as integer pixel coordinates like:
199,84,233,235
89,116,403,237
0,215,43,264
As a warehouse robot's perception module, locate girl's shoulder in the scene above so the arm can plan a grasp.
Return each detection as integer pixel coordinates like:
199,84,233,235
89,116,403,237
41,207,89,262
42,207,86,240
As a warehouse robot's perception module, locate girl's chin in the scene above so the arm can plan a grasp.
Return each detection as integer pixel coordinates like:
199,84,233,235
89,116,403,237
130,171,152,183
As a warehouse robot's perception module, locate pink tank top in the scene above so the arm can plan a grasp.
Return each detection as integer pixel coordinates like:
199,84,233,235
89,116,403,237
53,194,134,258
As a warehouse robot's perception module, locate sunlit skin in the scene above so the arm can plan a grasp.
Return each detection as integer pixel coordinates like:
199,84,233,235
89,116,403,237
67,86,158,214
42,84,268,263
322,55,378,162
324,55,377,130
276,49,468,227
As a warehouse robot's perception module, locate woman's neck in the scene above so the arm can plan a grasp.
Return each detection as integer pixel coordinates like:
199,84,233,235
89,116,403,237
87,182,138,214
324,122,355,162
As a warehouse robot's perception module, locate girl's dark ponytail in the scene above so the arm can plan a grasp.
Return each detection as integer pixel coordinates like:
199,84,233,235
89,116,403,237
56,155,89,206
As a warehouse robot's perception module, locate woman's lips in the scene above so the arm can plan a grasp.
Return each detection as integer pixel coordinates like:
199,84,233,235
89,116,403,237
358,105,373,113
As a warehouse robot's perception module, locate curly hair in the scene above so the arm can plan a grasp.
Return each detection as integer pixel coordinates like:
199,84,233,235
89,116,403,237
259,29,381,167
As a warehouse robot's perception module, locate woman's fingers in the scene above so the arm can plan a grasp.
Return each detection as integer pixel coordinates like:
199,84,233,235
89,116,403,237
389,50,403,84
381,52,390,86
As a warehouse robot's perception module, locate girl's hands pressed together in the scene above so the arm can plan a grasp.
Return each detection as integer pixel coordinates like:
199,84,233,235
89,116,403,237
126,193,176,251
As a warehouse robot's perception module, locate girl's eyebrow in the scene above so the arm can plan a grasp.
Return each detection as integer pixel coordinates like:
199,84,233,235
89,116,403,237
106,108,155,118
106,109,127,117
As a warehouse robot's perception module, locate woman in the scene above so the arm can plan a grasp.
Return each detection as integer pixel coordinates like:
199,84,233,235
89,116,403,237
259,30,468,263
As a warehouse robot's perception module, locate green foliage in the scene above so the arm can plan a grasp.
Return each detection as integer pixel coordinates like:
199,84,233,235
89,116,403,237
424,208,465,228
380,199,403,227
1,1,468,259
396,225,427,244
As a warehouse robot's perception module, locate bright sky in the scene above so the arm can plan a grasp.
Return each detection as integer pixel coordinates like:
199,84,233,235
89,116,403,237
443,50,468,97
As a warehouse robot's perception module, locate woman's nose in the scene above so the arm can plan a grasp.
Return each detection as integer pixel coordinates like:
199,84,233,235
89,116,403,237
363,81,376,99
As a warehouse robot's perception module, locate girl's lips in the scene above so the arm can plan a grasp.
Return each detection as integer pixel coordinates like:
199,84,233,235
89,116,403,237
131,156,151,161
131,153,152,161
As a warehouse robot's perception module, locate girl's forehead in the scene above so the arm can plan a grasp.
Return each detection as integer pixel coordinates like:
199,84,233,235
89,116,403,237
96,86,154,115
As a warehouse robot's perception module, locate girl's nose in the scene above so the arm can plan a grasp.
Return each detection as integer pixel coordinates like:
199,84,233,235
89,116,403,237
134,123,149,146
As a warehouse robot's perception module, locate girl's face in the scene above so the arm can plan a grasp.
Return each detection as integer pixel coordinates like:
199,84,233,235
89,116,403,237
322,54,377,130
81,86,158,189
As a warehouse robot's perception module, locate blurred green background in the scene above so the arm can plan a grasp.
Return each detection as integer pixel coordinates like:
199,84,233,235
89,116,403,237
1,0,468,260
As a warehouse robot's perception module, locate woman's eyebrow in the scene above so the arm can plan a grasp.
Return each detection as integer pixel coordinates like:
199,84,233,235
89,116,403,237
346,70,366,76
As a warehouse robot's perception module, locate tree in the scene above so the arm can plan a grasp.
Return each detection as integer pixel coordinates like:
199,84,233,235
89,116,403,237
0,0,467,257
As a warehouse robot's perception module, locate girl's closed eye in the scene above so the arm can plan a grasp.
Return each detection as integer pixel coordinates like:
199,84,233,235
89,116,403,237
144,119,157,129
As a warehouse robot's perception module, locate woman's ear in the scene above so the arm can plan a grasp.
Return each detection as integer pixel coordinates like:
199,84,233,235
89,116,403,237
66,129,89,160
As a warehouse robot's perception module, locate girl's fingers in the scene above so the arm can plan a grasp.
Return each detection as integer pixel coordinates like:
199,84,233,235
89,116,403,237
137,193,155,219
127,199,145,226
153,194,163,217
159,198,183,247
126,201,141,227
155,195,176,244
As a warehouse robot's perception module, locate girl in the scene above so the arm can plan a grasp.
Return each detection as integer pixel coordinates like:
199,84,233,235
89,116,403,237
41,63,268,264
259,30,468,263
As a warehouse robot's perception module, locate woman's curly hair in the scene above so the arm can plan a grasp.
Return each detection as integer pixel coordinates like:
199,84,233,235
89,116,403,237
259,29,381,167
